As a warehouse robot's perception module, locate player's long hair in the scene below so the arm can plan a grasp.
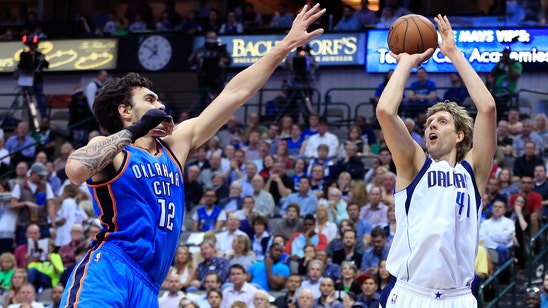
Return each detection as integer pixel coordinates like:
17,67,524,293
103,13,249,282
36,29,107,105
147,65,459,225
427,101,473,162
93,73,152,134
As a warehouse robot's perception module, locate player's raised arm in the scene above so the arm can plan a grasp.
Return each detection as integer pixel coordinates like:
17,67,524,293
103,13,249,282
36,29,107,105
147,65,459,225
375,48,433,185
435,14,496,191
166,4,325,157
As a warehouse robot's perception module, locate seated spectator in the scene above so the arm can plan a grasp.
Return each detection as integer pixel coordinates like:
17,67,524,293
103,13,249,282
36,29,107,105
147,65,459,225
269,203,304,241
285,214,327,259
356,273,380,307
306,145,334,180
513,141,545,180
206,288,222,308
376,259,391,293
235,196,257,238
248,243,290,291
355,0,378,28
216,213,246,256
359,186,388,227
479,197,515,265
512,119,544,158
326,219,366,258
249,175,276,218
335,5,360,31
318,187,349,225
192,189,226,232
46,284,64,308
128,13,148,31
26,240,63,292
273,273,302,308
403,67,438,118
330,142,366,181
251,215,272,262
14,224,42,269
443,73,470,104
5,121,36,167
280,177,317,217
316,250,341,283
7,283,44,308
510,176,542,237
57,224,85,268
347,202,373,241
180,10,202,34
2,268,27,307
199,153,223,189
0,252,15,291
222,264,257,308
242,2,262,28
301,118,339,159
360,227,390,276
226,234,256,271
310,164,327,199
533,114,548,156
300,259,325,299
315,205,338,242
297,244,317,276
168,246,196,291
285,124,305,160
219,181,244,213
219,11,243,34
332,229,363,271
211,172,229,201
316,278,343,308
186,272,221,308
190,240,230,290
270,3,294,28
159,272,185,307
253,290,271,308
296,288,316,308
264,160,294,206
335,260,361,295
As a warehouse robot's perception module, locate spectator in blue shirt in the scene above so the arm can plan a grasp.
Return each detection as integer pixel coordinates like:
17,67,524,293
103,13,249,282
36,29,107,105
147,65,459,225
190,240,230,290
334,5,361,31
248,243,290,291
280,176,318,217
270,3,294,28
360,227,390,276
404,67,438,118
5,121,36,166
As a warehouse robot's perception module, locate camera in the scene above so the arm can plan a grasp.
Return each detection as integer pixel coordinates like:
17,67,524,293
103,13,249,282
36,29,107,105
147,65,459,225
291,45,315,85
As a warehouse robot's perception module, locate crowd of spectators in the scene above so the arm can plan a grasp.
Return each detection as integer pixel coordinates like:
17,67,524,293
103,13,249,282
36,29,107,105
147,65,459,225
1,0,542,42
0,86,547,307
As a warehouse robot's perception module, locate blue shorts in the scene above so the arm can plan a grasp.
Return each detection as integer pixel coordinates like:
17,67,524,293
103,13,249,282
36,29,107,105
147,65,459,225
60,242,160,308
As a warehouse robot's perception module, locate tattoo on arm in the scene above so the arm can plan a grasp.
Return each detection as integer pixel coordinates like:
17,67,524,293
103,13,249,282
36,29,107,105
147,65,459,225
69,130,132,177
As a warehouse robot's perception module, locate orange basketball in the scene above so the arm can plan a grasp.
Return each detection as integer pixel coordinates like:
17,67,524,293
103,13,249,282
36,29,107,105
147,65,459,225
387,14,438,55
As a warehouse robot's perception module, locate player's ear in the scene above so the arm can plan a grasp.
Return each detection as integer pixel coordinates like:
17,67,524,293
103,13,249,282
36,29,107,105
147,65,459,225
118,103,132,121
456,130,464,143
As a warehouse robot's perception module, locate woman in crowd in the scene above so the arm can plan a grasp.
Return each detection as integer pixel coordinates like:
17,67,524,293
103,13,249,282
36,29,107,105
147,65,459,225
226,234,256,270
376,259,390,293
497,168,519,201
170,246,195,291
290,158,308,190
337,172,352,201
315,204,338,242
206,135,223,159
1,268,27,307
335,261,361,295
259,155,275,180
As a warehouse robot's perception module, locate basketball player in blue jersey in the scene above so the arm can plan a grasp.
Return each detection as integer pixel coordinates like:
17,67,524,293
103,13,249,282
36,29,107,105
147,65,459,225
376,15,496,307
59,5,326,307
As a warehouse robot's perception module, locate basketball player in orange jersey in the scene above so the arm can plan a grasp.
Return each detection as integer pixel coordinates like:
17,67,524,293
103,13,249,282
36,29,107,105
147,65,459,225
377,15,496,307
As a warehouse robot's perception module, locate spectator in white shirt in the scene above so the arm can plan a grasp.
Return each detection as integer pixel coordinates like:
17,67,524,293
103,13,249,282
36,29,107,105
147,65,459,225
480,197,515,265
216,213,246,255
300,117,340,159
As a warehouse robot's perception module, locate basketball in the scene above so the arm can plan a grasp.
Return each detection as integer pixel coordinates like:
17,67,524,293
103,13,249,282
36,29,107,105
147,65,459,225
387,14,438,55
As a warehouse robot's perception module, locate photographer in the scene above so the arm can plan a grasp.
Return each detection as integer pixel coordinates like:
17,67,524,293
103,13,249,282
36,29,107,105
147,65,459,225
283,44,318,122
17,34,49,118
491,46,522,116
188,31,232,113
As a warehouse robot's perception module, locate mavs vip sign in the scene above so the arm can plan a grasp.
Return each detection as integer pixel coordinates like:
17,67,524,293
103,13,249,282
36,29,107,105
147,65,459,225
194,33,366,67
366,28,548,73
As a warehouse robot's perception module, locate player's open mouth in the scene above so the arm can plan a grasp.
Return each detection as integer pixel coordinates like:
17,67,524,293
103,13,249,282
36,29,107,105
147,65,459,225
429,133,438,141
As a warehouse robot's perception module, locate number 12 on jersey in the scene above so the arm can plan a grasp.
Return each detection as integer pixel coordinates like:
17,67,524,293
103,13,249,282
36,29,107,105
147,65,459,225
158,199,175,230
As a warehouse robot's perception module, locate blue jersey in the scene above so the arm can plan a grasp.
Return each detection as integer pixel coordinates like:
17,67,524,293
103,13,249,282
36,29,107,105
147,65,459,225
87,140,184,284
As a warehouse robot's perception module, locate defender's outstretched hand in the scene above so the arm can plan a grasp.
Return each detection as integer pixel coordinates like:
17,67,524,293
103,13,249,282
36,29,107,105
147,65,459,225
435,14,458,56
284,4,326,49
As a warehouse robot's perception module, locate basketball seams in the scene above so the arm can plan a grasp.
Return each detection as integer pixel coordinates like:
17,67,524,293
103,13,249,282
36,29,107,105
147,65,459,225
388,14,438,55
